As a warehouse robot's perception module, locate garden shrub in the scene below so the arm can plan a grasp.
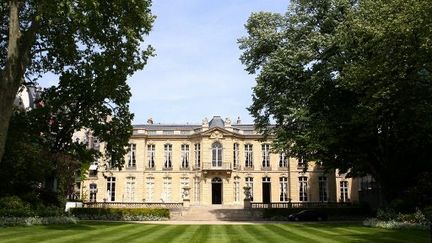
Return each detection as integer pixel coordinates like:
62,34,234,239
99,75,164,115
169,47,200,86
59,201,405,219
0,196,65,217
364,208,430,230
0,216,77,227
70,208,170,221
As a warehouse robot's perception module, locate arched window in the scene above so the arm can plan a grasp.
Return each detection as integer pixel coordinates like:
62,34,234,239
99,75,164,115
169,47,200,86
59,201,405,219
212,142,223,167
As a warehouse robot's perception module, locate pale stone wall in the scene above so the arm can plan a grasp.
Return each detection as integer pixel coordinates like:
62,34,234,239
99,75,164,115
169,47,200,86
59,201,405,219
82,119,359,205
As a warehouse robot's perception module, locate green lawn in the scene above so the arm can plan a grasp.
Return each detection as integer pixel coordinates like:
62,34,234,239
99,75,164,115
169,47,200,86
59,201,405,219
0,222,428,243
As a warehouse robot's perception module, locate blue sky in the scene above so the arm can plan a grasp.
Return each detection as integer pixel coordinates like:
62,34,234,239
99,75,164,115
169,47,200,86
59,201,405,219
42,1,289,125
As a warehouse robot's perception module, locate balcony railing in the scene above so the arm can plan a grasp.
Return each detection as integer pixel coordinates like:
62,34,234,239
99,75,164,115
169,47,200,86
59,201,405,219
84,202,183,209
251,202,355,209
202,162,232,171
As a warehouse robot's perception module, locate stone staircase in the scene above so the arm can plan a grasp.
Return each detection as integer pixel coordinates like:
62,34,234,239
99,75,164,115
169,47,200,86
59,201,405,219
171,205,261,221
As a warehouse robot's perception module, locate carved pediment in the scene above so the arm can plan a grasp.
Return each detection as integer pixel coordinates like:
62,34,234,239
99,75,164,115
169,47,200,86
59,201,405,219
210,131,223,139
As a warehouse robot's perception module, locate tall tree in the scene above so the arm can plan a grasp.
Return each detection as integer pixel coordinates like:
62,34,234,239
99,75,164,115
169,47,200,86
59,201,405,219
0,1,155,163
239,0,432,203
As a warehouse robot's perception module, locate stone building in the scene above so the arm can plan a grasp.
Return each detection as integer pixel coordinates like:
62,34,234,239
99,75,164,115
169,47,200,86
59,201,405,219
82,116,358,205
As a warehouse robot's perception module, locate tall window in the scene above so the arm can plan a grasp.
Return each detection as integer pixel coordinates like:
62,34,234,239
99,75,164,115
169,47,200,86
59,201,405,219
162,177,172,202
212,142,222,167
298,156,306,167
125,177,135,202
319,176,328,202
262,144,270,167
279,153,288,168
181,144,190,169
89,183,97,202
299,176,308,202
180,177,189,198
194,143,201,168
193,177,200,202
164,144,172,169
246,177,254,201
279,177,288,202
107,177,116,202
233,143,240,168
145,177,154,202
147,144,155,169
340,181,349,202
245,144,253,168
234,176,240,202
127,143,136,168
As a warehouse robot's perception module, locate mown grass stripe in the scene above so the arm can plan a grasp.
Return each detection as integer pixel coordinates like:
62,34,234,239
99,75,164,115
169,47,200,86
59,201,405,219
74,223,143,242
275,224,325,243
208,225,230,243
231,224,261,243
261,224,302,243
1,225,88,243
128,225,174,243
170,225,201,243
153,225,190,242
189,225,211,243
301,225,358,243
117,224,164,243
248,225,278,242
37,223,133,243
222,225,249,243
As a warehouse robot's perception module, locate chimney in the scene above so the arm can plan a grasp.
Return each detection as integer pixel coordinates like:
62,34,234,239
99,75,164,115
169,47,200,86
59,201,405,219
147,118,154,124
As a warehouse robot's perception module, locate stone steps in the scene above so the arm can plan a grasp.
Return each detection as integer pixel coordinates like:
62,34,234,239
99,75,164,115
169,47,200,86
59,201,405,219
171,205,261,221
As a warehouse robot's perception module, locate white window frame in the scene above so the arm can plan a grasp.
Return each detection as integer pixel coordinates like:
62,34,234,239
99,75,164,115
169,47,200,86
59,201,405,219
340,181,349,202
279,177,288,202
299,176,308,202
125,177,135,202
234,176,240,202
233,143,239,168
319,176,328,202
194,143,201,168
246,177,254,201
245,144,253,168
146,177,155,202
262,144,270,167
279,153,288,168
127,143,136,168
107,177,116,202
162,177,172,202
147,144,155,169
193,177,200,202
181,144,190,169
212,142,223,167
164,144,172,169
180,177,189,198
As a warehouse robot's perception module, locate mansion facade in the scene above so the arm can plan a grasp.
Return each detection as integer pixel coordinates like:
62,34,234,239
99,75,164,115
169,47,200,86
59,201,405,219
82,116,358,206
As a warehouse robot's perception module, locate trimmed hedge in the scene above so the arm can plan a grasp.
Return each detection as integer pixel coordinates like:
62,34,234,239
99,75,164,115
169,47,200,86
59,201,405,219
262,207,371,220
0,216,78,227
70,208,170,221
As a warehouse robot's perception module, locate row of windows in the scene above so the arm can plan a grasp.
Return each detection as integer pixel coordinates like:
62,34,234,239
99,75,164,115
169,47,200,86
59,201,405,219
128,143,290,169
90,176,350,203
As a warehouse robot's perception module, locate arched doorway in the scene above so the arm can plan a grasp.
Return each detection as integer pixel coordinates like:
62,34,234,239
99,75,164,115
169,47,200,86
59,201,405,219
212,177,222,204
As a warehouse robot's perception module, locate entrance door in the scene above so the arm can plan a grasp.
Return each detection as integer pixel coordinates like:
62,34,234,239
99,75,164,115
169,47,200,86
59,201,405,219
262,177,271,204
212,177,222,204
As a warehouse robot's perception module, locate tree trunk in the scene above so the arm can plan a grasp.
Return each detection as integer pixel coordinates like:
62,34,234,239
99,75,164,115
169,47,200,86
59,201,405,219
0,1,25,163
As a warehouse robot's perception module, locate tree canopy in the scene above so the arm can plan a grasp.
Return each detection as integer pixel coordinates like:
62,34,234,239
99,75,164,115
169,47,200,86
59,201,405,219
0,1,155,166
239,0,432,203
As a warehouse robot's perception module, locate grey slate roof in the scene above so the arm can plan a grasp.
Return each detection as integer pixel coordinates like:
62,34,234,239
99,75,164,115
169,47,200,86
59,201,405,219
209,116,225,128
